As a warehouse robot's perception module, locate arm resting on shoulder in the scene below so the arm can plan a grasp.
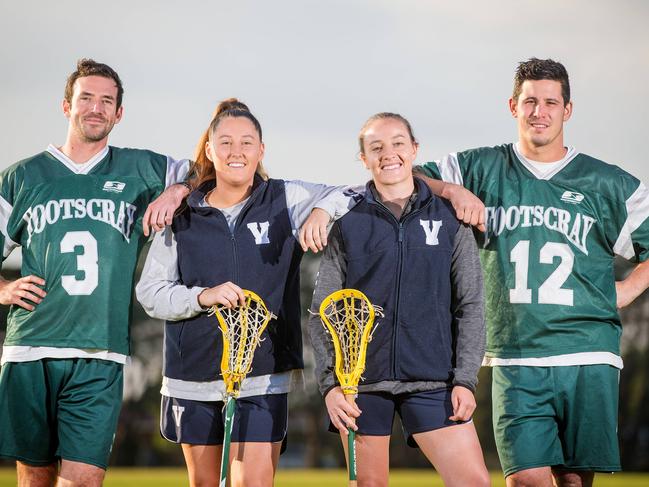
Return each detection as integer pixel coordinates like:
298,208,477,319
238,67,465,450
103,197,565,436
142,183,190,237
283,180,363,252
413,168,486,232
143,156,192,236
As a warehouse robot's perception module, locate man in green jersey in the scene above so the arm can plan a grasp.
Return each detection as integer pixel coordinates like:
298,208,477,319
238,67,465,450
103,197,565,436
417,58,649,487
0,59,190,486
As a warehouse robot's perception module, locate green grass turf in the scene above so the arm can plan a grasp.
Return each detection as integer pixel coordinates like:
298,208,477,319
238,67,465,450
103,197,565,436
0,468,647,486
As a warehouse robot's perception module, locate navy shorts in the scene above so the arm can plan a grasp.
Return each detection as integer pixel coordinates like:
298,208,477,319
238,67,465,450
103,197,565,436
161,394,288,446
330,388,468,447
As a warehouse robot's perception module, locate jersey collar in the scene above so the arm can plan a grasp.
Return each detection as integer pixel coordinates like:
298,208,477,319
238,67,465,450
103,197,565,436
513,142,578,180
47,144,109,175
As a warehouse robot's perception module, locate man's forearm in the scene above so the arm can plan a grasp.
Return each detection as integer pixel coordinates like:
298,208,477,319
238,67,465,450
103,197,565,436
414,170,486,231
413,170,449,197
617,259,649,308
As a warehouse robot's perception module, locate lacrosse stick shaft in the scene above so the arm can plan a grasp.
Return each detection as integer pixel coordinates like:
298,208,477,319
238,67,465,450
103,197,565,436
345,394,358,486
347,428,357,486
219,395,236,487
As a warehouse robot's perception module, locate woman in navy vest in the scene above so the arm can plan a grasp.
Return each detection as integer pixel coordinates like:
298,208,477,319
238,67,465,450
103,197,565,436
136,99,355,487
308,113,490,487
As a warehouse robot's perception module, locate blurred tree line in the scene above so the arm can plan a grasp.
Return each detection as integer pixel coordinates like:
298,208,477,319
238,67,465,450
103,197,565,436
1,252,648,471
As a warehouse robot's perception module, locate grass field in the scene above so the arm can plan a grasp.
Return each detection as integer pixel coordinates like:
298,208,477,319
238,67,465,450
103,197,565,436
1,468,648,486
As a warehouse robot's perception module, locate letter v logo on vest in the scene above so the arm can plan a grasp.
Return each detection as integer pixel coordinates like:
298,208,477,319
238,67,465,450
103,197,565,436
419,219,443,245
247,221,271,244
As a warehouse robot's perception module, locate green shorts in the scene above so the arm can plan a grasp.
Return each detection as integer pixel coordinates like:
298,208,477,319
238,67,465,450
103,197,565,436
492,364,621,477
0,358,123,469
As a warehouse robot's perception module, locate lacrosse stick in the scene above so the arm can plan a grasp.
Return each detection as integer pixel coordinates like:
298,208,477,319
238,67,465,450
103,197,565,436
319,288,382,487
209,289,276,487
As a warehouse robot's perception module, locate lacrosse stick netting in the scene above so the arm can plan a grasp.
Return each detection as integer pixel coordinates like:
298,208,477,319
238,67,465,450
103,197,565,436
209,289,276,396
318,288,383,395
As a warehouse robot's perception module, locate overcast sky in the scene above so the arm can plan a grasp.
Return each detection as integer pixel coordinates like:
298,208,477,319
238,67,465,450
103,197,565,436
1,1,648,186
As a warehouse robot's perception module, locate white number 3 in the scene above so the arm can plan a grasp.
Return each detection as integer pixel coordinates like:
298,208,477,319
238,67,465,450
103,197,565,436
60,231,99,295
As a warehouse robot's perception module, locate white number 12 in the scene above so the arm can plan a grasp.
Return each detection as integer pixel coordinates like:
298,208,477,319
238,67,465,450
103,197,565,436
509,240,574,306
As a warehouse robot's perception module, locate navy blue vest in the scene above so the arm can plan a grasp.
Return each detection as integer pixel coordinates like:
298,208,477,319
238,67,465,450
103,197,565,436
164,177,304,381
336,179,460,383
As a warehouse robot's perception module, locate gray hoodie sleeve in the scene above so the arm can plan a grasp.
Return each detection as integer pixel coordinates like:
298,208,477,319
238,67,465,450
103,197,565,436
450,223,486,391
306,222,347,396
135,227,206,321
284,180,363,236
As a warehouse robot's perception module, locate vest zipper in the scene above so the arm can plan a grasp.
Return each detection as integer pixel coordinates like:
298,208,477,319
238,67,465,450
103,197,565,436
228,180,266,284
392,221,404,379
231,233,239,283
370,199,429,380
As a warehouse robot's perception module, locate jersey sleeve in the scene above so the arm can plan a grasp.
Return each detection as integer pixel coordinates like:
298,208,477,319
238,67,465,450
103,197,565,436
135,226,206,320
283,180,363,237
165,156,191,187
0,167,21,261
417,152,465,185
612,177,649,263
417,146,509,200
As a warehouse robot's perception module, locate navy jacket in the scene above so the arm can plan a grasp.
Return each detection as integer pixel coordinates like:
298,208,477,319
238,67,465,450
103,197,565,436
163,177,304,381
336,179,460,383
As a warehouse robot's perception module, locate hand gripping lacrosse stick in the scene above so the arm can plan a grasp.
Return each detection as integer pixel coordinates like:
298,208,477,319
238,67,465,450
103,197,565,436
209,290,276,487
319,289,382,487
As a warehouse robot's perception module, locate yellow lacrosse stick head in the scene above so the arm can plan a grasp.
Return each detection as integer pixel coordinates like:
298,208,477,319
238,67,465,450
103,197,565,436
319,288,377,396
212,290,275,397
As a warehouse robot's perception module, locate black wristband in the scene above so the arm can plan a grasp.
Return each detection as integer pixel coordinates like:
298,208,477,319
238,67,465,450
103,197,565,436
452,380,476,393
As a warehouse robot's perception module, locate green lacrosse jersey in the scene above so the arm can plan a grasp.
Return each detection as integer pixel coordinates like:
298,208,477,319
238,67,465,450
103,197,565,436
0,145,187,358
419,143,649,365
